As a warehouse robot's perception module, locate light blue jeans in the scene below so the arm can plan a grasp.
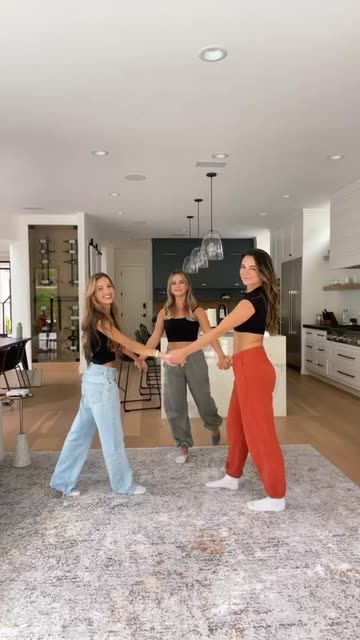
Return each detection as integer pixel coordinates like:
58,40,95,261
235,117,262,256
50,363,137,494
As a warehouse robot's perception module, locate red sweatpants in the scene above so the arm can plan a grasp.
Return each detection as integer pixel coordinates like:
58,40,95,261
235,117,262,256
225,346,286,498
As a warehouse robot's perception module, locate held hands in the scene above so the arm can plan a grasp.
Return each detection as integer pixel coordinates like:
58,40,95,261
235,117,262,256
135,357,148,371
217,354,232,370
165,348,187,366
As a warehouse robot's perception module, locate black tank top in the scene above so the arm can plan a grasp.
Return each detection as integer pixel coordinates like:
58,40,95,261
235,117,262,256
90,329,116,364
234,286,267,334
164,309,200,342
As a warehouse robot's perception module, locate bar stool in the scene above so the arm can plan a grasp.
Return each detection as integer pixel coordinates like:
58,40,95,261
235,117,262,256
0,342,33,466
117,331,161,412
5,388,32,467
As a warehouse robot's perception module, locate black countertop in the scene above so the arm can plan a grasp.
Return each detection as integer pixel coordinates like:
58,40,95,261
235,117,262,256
303,324,360,332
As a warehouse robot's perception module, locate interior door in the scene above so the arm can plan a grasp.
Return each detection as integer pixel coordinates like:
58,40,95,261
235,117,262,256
119,264,147,338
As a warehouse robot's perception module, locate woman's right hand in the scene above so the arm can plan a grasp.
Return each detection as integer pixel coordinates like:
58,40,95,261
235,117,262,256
161,352,177,366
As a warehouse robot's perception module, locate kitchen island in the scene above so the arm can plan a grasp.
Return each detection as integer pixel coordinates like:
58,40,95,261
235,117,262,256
160,333,286,418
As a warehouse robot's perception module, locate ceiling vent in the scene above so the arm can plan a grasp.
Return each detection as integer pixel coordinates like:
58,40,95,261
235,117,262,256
195,161,227,168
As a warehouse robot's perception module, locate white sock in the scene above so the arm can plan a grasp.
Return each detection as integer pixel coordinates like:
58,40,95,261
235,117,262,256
175,452,189,464
205,474,240,491
63,489,80,497
132,484,147,495
247,496,285,512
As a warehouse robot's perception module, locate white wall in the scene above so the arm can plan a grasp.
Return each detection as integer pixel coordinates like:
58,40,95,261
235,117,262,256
255,229,270,253
0,240,10,261
301,208,360,324
101,247,115,282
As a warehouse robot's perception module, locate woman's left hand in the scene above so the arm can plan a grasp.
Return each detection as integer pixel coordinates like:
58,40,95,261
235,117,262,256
135,357,148,371
217,355,232,370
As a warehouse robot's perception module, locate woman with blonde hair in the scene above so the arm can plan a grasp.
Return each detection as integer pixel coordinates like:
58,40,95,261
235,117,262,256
168,250,286,512
140,271,231,463
50,272,172,496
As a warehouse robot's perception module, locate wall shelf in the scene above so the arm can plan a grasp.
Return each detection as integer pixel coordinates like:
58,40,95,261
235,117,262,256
323,284,360,291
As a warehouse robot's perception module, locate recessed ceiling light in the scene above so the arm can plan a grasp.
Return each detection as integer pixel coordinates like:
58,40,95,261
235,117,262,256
116,211,126,215
328,154,344,160
125,174,146,181
23,206,44,210
108,192,120,197
212,153,228,160
199,46,227,62
92,150,109,157
281,194,291,199
258,212,268,216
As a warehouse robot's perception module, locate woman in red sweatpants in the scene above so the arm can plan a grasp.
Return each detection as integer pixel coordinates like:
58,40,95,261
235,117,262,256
168,248,286,512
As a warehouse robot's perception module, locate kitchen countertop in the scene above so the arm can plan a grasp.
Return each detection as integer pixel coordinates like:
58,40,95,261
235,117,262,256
160,334,287,416
303,324,360,331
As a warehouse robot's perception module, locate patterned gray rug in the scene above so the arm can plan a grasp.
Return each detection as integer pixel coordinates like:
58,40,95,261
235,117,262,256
0,446,359,640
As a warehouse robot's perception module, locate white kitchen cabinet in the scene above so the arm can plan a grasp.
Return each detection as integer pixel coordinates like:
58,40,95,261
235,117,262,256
303,328,360,392
303,328,328,375
271,216,302,274
282,216,303,263
270,228,283,277
328,343,360,390
330,178,360,269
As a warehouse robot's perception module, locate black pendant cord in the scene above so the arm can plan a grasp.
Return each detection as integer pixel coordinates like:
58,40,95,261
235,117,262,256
194,198,203,238
206,172,217,233
187,215,194,239
210,178,213,232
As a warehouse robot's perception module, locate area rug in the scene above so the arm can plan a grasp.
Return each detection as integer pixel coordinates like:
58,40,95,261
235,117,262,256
0,446,359,640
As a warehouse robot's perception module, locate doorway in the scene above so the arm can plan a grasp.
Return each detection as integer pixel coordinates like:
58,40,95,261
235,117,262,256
118,264,148,338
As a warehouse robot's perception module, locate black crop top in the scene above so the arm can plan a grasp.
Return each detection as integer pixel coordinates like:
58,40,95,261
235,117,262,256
234,286,267,334
164,314,200,342
90,330,116,364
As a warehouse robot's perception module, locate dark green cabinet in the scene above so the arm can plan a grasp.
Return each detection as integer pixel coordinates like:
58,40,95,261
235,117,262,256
152,238,255,298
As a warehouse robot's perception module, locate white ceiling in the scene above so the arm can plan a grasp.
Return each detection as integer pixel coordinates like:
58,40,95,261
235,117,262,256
2,0,360,242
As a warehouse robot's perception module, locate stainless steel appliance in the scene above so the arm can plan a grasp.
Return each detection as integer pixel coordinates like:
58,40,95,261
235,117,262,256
281,257,302,369
327,328,360,346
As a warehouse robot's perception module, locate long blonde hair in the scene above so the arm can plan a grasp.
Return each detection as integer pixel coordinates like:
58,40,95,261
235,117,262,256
164,271,198,317
242,249,279,334
81,272,122,363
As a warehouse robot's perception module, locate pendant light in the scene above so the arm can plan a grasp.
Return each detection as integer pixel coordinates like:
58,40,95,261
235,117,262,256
182,216,198,273
189,198,208,270
201,172,224,260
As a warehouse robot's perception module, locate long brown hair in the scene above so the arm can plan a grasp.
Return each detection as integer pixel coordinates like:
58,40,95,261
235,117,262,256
164,271,198,317
241,249,279,334
81,272,122,363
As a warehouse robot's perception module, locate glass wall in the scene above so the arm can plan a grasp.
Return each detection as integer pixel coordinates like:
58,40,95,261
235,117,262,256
29,225,79,362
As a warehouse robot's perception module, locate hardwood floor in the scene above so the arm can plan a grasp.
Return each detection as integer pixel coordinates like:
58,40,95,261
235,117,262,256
2,363,360,485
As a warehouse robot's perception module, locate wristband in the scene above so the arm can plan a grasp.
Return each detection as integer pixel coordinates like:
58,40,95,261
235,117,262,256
153,348,159,358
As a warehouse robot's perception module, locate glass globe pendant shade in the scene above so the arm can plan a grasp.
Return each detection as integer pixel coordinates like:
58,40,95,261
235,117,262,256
197,245,208,269
182,255,198,274
202,172,223,261
182,214,198,273
190,247,206,271
201,230,224,261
